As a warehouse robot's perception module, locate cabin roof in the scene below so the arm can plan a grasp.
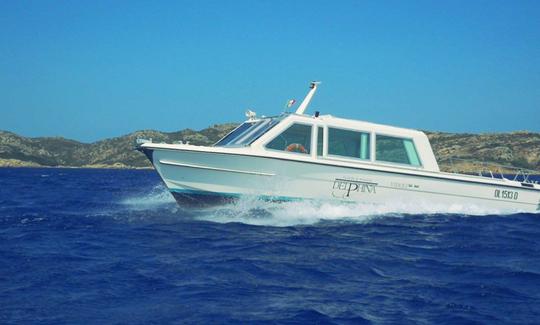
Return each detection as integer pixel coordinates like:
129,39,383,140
291,113,426,138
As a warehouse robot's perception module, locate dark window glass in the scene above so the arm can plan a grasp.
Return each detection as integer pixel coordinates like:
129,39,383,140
376,135,421,166
266,124,312,154
214,117,284,147
230,119,280,145
214,122,255,146
328,128,370,159
317,127,323,156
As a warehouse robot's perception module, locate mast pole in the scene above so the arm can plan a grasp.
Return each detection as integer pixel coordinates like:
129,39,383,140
295,81,321,115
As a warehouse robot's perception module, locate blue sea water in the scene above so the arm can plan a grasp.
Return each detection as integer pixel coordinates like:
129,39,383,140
1,168,540,324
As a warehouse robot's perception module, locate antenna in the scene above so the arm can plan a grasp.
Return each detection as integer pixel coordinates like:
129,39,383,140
295,81,321,115
245,109,257,121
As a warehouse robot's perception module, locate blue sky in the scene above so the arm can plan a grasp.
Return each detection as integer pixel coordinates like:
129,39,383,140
1,1,539,142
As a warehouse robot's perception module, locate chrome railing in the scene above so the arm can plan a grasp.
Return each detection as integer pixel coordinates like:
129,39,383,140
438,158,539,184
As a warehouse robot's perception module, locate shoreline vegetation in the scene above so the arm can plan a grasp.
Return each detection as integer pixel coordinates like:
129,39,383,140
1,125,539,173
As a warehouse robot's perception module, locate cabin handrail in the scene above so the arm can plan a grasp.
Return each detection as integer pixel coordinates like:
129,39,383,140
438,157,539,184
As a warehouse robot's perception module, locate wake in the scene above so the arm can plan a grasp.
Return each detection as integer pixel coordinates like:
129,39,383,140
196,196,511,226
115,185,520,226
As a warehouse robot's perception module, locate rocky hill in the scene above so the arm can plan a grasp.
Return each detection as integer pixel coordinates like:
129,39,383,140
0,124,237,168
426,131,540,173
1,125,539,173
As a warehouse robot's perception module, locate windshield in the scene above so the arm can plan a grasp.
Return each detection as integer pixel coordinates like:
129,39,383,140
214,117,282,147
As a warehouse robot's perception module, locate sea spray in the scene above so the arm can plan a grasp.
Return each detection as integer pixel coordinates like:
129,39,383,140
120,184,176,209
193,195,514,227
113,181,519,226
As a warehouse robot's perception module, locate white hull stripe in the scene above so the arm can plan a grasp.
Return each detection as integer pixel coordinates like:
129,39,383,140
159,160,275,177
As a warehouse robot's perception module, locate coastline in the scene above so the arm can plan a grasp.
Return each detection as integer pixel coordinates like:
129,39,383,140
1,126,539,173
0,159,153,170
0,165,154,170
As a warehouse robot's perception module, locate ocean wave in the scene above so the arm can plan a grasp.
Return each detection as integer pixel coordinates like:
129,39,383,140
3,168,540,324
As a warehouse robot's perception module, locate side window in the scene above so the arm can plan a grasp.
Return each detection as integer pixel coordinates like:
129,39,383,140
317,127,323,157
266,124,312,154
328,128,370,159
376,135,421,166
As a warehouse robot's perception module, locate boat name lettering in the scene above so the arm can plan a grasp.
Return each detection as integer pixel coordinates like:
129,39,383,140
494,189,518,200
332,178,377,198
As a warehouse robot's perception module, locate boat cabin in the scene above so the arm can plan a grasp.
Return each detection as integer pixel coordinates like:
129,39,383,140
214,81,439,172
214,112,440,172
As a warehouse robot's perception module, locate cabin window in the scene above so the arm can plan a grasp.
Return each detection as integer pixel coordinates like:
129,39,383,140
317,127,323,156
229,118,280,145
214,117,283,147
214,122,255,146
328,128,370,159
376,135,421,166
266,123,312,154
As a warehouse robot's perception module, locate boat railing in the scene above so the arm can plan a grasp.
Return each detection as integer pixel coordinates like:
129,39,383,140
438,157,539,184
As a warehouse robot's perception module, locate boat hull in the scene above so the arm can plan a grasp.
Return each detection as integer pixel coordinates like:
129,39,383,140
144,147,540,212
170,189,238,207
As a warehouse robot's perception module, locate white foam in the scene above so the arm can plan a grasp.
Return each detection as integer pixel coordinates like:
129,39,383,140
115,185,522,227
194,196,513,227
120,184,176,210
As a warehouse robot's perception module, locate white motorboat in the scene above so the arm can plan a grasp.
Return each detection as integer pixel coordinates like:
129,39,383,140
137,82,540,212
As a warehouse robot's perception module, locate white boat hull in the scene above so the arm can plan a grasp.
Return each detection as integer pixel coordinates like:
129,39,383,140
144,146,540,212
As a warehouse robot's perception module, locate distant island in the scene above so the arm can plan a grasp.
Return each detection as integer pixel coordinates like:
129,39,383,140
1,124,539,173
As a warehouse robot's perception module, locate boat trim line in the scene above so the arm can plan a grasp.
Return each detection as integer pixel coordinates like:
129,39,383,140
159,160,276,177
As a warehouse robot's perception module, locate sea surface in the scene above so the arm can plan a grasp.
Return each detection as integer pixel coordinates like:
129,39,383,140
1,168,540,324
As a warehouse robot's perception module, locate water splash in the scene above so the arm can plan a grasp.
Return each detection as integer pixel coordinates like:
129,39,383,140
194,196,513,227
90,184,180,223
113,185,521,227
119,184,176,210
